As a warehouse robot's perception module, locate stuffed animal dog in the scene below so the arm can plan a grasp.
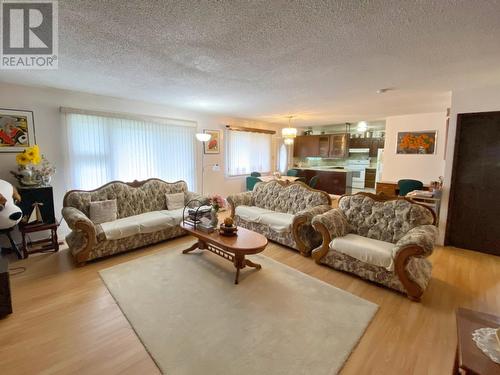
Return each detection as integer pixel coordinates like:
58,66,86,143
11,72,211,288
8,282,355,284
0,179,23,230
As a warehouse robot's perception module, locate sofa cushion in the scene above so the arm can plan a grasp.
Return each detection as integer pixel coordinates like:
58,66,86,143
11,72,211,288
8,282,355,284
99,209,184,240
235,205,293,233
330,233,395,271
89,199,117,224
165,192,185,210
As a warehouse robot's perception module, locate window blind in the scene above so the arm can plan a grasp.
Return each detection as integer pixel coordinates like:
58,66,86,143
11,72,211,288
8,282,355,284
225,129,272,176
65,112,196,190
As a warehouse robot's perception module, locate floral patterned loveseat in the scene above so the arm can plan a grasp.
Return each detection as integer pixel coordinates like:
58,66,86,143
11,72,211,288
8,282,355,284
312,193,438,301
227,180,332,256
62,179,203,264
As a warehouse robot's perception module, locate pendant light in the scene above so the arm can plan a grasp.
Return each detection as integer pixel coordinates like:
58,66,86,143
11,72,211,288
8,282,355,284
282,116,297,144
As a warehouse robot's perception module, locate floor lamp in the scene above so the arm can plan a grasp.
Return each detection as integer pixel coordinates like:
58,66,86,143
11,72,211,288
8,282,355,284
195,133,211,195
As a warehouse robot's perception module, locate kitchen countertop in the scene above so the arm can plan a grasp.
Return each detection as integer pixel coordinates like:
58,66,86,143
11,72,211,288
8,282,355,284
294,167,351,173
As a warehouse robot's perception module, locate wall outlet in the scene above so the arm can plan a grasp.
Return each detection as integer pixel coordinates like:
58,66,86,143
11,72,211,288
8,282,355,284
212,164,220,172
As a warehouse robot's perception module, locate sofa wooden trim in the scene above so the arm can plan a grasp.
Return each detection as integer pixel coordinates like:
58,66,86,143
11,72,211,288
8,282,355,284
393,245,426,301
63,178,186,207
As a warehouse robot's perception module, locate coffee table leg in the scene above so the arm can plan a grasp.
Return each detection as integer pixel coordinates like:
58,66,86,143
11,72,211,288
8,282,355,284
182,241,201,254
245,258,262,270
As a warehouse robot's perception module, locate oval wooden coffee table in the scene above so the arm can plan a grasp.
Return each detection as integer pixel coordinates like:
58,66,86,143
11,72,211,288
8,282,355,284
180,222,268,284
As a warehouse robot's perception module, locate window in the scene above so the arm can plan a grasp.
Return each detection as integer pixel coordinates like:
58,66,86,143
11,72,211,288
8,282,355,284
225,129,272,176
64,112,196,190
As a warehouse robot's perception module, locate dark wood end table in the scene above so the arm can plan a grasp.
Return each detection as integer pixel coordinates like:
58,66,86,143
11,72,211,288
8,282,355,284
454,308,500,375
180,222,268,284
19,222,59,258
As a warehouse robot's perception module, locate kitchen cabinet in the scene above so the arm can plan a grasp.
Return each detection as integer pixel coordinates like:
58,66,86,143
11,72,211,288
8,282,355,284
293,136,320,157
349,137,385,157
296,169,352,195
364,168,376,188
318,136,330,157
329,134,349,158
293,134,349,158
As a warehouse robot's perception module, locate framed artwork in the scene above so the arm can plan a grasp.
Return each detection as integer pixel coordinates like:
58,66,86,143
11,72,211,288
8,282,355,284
396,130,437,154
0,108,36,152
203,129,220,154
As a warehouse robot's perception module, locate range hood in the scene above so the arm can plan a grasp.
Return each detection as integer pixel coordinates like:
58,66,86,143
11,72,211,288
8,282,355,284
348,148,370,154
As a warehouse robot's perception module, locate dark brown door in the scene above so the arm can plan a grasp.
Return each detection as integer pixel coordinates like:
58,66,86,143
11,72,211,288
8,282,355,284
446,111,500,255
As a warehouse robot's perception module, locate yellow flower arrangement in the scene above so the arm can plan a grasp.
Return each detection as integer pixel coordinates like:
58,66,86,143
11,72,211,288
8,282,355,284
16,144,41,166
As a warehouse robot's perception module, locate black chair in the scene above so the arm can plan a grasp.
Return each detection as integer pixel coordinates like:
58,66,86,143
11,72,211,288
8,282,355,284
286,169,299,177
250,172,261,177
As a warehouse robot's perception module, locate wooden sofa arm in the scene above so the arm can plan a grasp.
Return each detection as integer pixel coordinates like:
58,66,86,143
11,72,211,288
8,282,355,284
62,207,97,265
227,192,253,218
292,205,332,256
311,208,349,262
394,245,427,302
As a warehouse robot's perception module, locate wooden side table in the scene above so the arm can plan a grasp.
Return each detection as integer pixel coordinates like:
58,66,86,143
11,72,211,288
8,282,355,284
454,308,500,375
19,222,59,258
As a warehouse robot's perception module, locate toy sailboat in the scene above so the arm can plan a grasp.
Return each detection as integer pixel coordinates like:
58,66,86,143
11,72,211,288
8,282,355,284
27,202,44,224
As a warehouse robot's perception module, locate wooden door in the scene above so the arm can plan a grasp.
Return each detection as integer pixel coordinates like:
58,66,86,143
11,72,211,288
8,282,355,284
293,136,320,157
446,111,500,255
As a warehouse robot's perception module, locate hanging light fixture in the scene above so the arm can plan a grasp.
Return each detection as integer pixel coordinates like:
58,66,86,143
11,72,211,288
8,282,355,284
356,121,368,132
282,116,297,143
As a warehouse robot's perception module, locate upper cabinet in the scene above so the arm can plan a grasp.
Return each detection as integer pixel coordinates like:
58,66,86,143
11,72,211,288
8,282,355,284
349,137,385,157
293,134,349,158
329,133,349,158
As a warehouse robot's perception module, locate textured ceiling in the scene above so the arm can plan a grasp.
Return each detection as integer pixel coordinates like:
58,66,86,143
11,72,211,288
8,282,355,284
1,0,500,126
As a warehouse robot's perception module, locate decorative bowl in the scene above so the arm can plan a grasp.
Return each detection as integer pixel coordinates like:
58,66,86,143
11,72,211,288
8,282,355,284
219,224,238,236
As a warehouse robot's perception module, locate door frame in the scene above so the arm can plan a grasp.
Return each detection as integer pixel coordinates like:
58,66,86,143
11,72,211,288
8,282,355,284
445,110,500,246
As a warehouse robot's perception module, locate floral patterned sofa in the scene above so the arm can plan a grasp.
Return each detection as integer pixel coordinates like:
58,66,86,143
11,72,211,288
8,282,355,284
312,193,438,301
227,180,332,256
62,179,203,264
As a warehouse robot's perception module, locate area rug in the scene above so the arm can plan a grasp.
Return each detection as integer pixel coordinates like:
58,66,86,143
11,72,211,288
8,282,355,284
100,243,378,375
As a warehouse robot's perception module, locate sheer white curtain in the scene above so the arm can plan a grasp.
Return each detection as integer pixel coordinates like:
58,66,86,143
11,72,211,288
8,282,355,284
226,129,272,176
65,112,196,190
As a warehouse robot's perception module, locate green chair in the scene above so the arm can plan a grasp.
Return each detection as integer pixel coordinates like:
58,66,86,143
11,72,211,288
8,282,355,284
250,172,261,177
246,176,262,191
287,169,299,177
309,176,319,189
398,179,423,196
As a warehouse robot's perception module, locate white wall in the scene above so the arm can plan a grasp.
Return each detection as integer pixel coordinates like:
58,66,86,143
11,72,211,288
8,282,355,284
382,112,447,183
438,85,500,243
0,82,282,237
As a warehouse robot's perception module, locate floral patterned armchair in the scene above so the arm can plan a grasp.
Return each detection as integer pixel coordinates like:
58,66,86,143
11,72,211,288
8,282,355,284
312,193,438,301
227,180,332,256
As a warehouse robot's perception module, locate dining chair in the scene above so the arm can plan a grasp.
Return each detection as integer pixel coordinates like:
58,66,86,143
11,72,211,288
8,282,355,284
309,176,319,189
398,179,424,196
287,169,299,177
246,176,262,191
250,172,261,177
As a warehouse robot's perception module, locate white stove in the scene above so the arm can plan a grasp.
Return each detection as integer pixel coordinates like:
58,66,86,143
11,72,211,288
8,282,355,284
345,159,371,189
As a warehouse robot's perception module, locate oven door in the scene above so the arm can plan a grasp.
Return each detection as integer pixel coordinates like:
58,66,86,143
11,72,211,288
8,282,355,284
351,169,366,188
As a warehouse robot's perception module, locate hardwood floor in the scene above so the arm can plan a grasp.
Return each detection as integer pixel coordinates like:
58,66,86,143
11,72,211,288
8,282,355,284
0,236,499,375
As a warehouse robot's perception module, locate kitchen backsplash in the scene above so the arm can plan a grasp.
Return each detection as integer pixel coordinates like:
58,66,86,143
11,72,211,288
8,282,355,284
294,156,378,169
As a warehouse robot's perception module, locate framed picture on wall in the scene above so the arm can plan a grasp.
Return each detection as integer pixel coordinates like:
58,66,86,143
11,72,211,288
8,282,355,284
0,108,36,153
203,129,221,154
396,130,437,155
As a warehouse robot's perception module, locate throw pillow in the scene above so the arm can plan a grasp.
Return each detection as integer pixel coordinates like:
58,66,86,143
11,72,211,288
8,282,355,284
89,199,118,224
165,192,185,210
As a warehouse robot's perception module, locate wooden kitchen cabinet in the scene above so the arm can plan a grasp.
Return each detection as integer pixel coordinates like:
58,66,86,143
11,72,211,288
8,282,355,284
293,136,320,157
364,168,376,188
348,136,385,157
318,136,330,157
329,133,349,158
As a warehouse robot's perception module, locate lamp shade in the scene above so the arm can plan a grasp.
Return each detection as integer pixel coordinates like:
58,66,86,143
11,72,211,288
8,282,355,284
284,138,294,145
195,133,212,142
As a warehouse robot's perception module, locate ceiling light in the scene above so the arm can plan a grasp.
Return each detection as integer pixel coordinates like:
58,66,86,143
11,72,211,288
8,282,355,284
282,116,297,140
195,133,211,142
284,138,294,145
357,121,368,132
376,88,390,94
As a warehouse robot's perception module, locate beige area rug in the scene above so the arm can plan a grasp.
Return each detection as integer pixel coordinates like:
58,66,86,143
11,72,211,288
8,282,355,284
100,243,378,375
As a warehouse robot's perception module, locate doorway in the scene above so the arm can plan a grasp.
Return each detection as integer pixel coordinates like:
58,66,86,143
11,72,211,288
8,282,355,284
446,111,500,255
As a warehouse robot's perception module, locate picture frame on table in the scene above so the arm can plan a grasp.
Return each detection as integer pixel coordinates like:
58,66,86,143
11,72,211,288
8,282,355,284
396,130,437,155
203,129,221,154
0,108,36,153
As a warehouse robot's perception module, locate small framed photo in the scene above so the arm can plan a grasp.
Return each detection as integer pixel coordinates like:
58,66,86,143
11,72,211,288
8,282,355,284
0,108,36,153
203,129,221,154
396,130,437,155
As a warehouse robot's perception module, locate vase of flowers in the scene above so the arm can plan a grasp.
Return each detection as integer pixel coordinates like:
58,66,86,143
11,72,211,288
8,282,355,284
10,145,56,187
208,194,226,227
